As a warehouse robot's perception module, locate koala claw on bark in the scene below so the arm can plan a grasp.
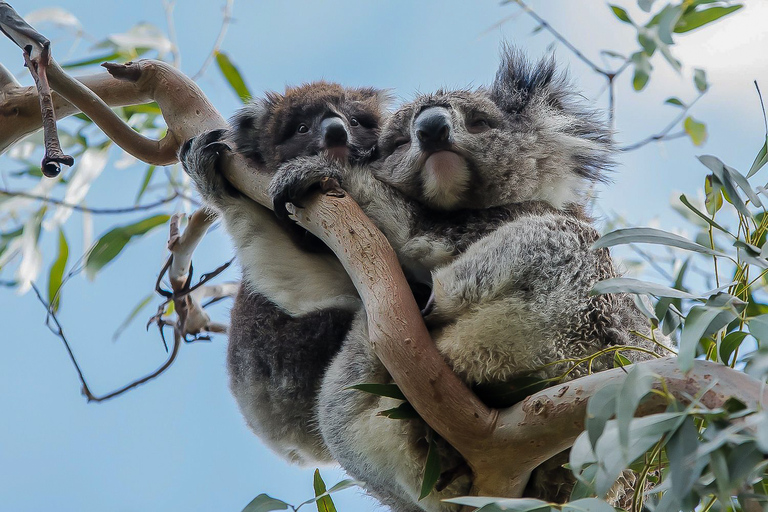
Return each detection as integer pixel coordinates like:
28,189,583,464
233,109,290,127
268,156,345,220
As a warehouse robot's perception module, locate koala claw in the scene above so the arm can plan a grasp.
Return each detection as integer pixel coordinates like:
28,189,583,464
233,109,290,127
421,290,436,317
268,158,344,222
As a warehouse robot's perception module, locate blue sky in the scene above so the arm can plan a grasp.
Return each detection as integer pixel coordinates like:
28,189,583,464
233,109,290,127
1,1,767,512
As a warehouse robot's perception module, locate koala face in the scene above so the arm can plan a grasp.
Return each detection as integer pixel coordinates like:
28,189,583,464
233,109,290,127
232,81,389,170
374,48,612,211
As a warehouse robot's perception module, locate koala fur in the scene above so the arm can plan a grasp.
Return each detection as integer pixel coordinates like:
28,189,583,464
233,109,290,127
180,81,389,465
267,49,671,511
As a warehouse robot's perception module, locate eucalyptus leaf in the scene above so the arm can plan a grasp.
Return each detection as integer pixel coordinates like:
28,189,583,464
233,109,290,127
616,365,656,459
48,228,68,313
678,194,732,236
631,52,652,91
378,402,419,420
679,305,737,372
594,227,729,258
419,431,441,500
347,383,406,400
585,380,622,449
443,497,551,512
694,68,709,92
748,314,768,345
592,277,696,299
562,498,616,512
609,5,633,24
674,5,743,34
215,50,252,103
719,331,748,364
313,469,336,512
241,494,289,512
684,116,707,146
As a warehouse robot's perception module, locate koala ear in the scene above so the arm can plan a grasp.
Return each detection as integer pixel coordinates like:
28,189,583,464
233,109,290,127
229,97,275,165
490,45,560,114
374,88,396,115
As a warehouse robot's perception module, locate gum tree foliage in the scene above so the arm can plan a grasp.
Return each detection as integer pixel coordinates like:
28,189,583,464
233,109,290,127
2,1,766,511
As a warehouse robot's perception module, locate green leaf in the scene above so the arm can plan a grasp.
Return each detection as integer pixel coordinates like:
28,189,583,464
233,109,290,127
443,497,550,512
616,365,656,458
719,331,748,364
679,305,737,372
585,380,622,449
610,5,633,24
665,97,685,107
655,5,683,45
347,383,406,400
112,293,154,342
704,175,723,215
592,277,697,299
418,431,441,500
699,155,760,216
674,5,743,34
748,314,768,346
631,52,652,91
562,498,617,512
135,165,156,204
593,227,729,258
241,494,289,512
48,228,69,313
215,50,251,103
684,116,707,146
472,377,549,408
62,52,123,69
85,214,170,279
378,402,419,420
666,416,705,502
678,194,732,236
313,469,337,512
694,68,709,92
747,138,768,178
638,0,655,13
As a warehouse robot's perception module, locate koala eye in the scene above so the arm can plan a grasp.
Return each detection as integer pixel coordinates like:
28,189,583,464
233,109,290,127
297,124,309,134
468,118,490,133
393,137,410,148
349,117,359,127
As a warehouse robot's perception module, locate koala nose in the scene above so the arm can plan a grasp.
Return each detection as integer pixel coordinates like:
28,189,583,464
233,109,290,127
415,107,452,152
321,117,348,147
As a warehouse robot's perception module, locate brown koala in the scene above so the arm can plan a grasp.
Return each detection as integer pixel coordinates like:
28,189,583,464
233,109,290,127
179,81,388,466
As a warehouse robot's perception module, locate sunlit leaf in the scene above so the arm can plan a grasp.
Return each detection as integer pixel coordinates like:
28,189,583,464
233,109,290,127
719,331,748,364
631,52,652,91
609,5,633,24
313,469,336,512
704,175,723,215
678,194,731,236
665,97,685,107
216,50,252,103
684,116,707,146
747,138,768,178
85,214,170,279
47,229,69,313
674,5,743,34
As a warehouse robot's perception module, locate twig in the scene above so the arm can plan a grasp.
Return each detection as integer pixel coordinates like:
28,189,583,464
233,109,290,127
30,282,182,403
620,91,702,151
162,0,181,69
0,188,181,214
191,0,234,80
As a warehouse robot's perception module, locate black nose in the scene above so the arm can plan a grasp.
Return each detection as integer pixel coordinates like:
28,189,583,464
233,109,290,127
321,117,348,147
415,107,452,152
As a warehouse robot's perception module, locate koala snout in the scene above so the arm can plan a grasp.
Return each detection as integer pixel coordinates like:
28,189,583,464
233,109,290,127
415,107,452,152
321,117,349,148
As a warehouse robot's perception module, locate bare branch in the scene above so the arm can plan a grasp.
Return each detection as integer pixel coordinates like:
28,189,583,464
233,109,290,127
0,62,19,89
162,0,181,69
167,209,215,286
0,188,181,214
191,0,234,80
620,94,703,152
30,282,182,403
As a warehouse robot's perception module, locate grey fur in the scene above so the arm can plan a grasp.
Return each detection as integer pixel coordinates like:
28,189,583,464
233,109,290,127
268,49,670,511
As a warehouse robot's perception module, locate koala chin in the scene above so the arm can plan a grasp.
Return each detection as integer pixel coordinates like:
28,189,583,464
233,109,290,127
269,48,670,511
180,81,389,466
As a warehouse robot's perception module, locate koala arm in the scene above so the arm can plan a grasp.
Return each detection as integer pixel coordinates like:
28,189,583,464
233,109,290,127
180,131,358,316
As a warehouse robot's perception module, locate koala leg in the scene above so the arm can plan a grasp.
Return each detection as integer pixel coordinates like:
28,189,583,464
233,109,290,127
318,313,469,512
227,285,356,466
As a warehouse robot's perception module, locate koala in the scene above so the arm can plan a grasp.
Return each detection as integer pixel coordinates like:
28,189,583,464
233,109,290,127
267,49,670,510
180,81,389,465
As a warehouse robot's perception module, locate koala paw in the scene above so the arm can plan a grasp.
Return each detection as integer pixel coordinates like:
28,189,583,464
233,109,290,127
179,129,233,203
268,156,344,221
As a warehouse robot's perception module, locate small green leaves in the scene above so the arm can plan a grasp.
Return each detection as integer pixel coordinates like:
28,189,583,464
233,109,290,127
684,116,707,146
85,214,170,279
48,228,69,313
610,5,633,24
693,68,709,93
418,431,441,500
216,50,252,103
347,383,406,400
665,97,685,107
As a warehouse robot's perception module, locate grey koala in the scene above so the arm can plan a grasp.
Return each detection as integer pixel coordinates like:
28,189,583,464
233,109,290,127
180,81,390,465
269,49,670,511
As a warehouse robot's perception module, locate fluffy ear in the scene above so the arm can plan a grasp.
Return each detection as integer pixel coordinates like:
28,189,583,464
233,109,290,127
490,45,560,114
229,97,275,165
